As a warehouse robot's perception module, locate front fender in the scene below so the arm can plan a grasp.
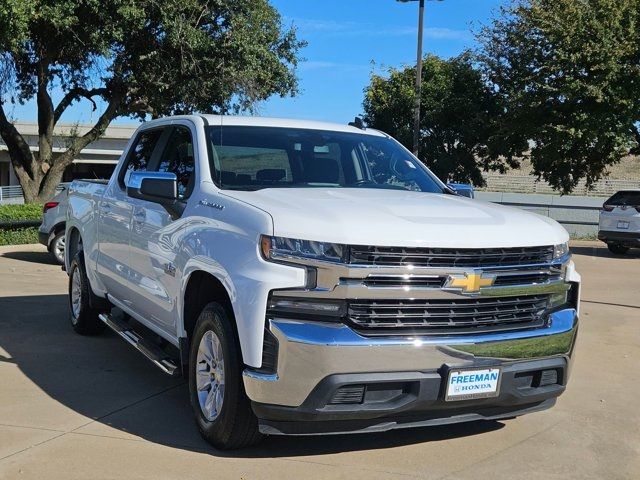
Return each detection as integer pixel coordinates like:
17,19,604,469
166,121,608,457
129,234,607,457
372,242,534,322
177,195,305,368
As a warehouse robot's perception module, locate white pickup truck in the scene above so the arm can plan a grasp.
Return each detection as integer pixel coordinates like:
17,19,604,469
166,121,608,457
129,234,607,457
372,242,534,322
66,115,580,449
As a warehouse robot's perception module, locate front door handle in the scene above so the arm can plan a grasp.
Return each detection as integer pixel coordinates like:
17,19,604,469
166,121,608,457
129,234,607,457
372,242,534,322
133,211,146,222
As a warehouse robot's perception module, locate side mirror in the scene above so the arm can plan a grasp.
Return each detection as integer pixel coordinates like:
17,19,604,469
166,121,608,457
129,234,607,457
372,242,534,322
126,171,184,218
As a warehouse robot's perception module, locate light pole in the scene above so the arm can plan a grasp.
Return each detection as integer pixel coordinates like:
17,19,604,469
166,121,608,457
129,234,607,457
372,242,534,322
397,0,441,158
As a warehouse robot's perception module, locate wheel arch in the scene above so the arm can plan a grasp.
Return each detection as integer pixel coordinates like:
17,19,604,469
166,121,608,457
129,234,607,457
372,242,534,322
52,221,66,235
182,270,236,349
65,226,82,269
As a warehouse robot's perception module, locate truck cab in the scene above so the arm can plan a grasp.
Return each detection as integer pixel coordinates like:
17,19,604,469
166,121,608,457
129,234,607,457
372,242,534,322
65,115,580,449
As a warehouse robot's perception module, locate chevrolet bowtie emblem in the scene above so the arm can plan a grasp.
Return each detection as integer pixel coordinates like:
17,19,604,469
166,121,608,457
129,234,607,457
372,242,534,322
446,272,496,293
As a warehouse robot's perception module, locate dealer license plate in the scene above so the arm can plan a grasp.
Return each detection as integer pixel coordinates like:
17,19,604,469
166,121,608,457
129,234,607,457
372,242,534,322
445,368,501,402
617,220,630,230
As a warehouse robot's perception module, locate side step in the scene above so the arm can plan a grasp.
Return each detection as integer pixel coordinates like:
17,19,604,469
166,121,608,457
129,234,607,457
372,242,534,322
98,313,180,377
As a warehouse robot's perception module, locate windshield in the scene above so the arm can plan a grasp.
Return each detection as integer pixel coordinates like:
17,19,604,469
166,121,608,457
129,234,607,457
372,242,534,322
206,126,445,193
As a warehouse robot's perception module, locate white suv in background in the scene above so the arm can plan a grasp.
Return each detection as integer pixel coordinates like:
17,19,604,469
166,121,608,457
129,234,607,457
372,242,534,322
598,190,640,254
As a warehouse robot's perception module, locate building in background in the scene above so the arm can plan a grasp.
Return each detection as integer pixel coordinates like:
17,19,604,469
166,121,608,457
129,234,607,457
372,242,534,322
0,122,137,187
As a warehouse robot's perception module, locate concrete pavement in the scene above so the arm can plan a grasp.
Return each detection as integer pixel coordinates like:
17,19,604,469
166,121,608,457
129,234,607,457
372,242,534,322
0,242,638,479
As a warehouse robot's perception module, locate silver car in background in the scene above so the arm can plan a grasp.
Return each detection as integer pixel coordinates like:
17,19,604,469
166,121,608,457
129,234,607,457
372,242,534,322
38,186,69,264
598,190,640,254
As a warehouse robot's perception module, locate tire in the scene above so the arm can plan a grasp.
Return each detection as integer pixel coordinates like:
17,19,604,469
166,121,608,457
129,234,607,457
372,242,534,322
68,252,106,335
189,302,262,450
49,231,66,265
607,243,629,255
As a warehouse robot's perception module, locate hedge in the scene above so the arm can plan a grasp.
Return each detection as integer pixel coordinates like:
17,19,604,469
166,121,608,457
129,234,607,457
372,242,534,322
0,203,43,222
0,204,43,246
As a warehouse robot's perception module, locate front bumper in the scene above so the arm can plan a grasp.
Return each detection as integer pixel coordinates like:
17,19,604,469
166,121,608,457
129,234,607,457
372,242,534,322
243,308,578,435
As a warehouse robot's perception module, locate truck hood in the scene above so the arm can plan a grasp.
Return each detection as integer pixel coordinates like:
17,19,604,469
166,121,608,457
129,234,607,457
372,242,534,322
222,188,569,248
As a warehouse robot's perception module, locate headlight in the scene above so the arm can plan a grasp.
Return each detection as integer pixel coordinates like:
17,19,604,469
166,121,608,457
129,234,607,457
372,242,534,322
553,242,569,259
261,235,346,263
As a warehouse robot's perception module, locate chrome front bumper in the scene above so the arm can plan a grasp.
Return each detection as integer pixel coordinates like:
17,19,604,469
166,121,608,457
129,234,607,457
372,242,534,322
243,308,578,407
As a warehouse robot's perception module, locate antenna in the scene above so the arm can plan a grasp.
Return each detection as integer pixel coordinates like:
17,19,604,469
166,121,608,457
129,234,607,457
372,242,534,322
348,117,365,130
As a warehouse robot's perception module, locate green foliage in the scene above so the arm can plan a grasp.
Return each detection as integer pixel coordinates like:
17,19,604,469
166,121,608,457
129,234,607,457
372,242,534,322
0,227,38,246
0,204,41,245
0,203,42,221
363,54,526,185
0,0,305,203
478,0,640,193
0,0,304,114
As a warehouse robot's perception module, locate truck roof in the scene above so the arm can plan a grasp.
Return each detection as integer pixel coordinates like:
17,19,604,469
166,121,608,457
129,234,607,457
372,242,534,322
199,115,387,137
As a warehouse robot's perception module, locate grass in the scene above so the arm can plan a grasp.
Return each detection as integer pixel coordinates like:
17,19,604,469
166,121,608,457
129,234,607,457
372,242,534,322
570,233,598,241
0,204,43,246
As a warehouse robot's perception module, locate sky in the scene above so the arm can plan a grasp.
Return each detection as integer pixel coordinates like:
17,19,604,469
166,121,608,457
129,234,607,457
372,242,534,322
262,0,503,123
6,0,504,127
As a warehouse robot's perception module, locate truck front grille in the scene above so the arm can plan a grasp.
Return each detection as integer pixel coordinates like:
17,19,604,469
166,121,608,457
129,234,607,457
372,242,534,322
347,294,550,334
349,245,555,268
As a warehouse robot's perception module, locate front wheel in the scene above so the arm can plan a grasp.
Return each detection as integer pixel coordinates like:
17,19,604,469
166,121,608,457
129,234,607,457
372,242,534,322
188,302,262,450
607,243,629,255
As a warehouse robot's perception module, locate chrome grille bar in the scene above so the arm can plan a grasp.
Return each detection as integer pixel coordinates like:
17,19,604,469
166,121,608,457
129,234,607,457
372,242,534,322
346,295,550,333
349,245,555,267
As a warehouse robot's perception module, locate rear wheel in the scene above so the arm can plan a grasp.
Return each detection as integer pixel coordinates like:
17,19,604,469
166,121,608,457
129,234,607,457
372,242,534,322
188,302,262,450
49,231,65,265
68,252,106,335
607,243,629,255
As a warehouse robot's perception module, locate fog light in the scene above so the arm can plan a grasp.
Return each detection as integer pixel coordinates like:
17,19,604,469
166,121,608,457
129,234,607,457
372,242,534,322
330,385,365,404
539,369,558,386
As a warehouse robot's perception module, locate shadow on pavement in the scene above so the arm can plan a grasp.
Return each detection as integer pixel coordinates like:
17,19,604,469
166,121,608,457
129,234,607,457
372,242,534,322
570,245,639,259
1,250,58,265
0,293,505,457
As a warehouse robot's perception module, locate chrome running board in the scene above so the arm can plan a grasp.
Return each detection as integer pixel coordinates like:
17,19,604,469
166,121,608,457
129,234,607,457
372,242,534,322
98,313,180,377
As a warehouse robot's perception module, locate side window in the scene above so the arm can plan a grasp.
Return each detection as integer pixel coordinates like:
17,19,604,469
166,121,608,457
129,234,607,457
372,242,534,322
119,129,163,188
157,127,196,199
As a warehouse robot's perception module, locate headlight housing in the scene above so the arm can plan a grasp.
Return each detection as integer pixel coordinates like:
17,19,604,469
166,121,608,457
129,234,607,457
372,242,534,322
261,235,346,263
553,242,569,259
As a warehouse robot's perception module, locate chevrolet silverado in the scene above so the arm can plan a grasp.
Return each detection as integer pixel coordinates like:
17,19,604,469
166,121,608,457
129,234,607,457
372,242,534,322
65,115,580,449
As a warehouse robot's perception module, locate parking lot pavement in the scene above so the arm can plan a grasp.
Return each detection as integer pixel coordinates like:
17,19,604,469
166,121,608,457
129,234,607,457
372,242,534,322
0,242,638,480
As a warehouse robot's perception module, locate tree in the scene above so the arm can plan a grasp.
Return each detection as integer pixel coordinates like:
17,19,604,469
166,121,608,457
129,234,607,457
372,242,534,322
477,0,640,193
0,0,304,203
363,54,526,186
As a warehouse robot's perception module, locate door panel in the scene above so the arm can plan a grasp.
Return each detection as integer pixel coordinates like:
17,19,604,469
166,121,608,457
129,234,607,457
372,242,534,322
96,127,165,306
128,201,181,330
96,184,134,304
126,125,196,333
